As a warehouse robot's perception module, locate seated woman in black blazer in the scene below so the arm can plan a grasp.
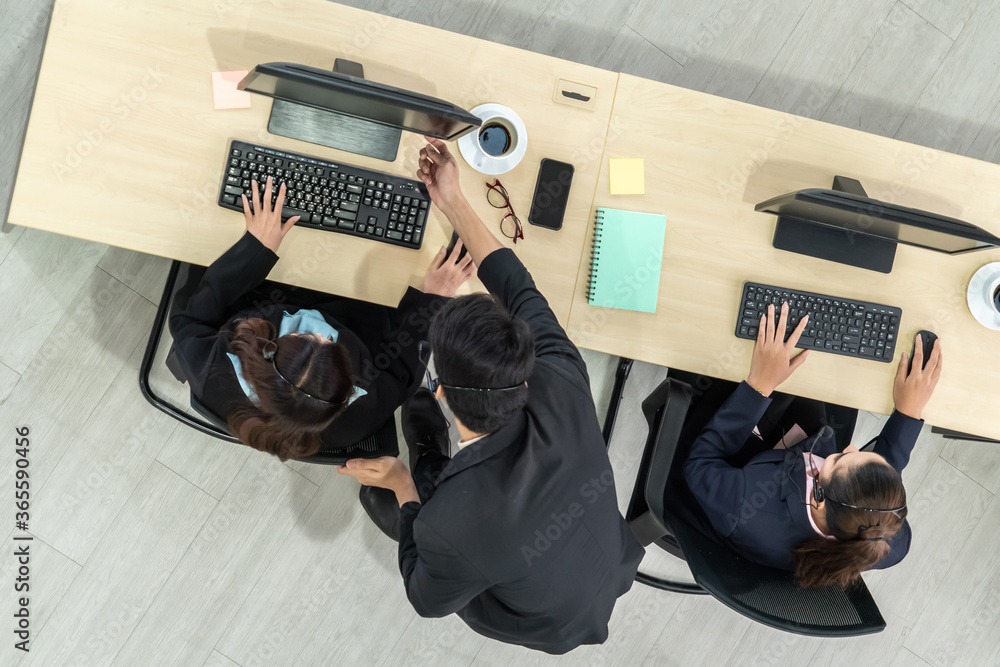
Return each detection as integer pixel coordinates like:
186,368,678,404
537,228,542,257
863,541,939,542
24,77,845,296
170,177,474,460
682,303,942,588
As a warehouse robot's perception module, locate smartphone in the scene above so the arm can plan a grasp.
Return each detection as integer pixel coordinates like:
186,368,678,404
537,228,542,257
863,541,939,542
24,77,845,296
528,159,574,230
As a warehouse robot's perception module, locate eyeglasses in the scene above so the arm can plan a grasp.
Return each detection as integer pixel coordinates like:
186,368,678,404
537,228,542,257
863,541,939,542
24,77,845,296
486,179,524,244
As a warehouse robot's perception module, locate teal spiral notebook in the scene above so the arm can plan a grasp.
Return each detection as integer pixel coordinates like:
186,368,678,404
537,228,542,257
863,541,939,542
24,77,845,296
586,207,667,313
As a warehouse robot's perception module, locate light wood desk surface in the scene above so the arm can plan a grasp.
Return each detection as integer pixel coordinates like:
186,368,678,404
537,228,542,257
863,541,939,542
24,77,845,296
7,0,618,325
568,73,1000,440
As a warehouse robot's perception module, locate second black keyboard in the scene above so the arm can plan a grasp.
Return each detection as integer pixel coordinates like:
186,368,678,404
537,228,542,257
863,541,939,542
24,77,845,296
736,282,902,362
218,140,430,249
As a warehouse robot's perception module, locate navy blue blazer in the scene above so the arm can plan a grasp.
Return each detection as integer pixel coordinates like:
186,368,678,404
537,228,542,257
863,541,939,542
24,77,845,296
684,381,923,571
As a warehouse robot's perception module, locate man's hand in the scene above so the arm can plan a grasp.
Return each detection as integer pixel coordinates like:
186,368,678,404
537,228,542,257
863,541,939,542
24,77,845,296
242,176,298,253
893,335,942,420
417,136,465,215
746,303,810,397
337,456,420,506
421,238,476,297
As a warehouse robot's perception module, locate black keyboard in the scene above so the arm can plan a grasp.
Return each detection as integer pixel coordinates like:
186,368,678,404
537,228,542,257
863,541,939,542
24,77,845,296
736,282,902,362
217,140,430,249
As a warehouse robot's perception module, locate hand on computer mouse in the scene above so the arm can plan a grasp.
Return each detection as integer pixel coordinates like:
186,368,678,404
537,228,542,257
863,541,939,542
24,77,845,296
893,335,942,420
242,177,298,253
417,136,465,214
421,238,476,297
746,303,810,397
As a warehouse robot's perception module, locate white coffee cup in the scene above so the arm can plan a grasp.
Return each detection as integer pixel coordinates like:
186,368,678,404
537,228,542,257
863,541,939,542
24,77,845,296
474,116,519,168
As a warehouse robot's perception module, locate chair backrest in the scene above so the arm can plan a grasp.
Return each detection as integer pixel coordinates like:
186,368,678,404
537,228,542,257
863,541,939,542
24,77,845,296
142,260,400,466
629,377,886,637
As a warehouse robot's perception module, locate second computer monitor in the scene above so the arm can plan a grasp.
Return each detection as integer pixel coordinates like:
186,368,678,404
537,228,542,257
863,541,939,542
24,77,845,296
755,176,1000,273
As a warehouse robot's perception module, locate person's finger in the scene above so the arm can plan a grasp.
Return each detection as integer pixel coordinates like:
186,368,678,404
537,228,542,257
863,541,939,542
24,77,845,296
787,314,809,349
251,179,260,212
776,302,790,344
274,181,287,212
789,348,811,371
264,176,274,213
766,304,776,343
756,314,766,344
416,169,431,185
450,239,465,264
335,464,355,477
424,135,448,152
459,251,474,270
241,194,253,226
926,338,942,373
912,334,924,374
895,351,909,385
281,216,300,237
422,141,445,164
432,245,446,269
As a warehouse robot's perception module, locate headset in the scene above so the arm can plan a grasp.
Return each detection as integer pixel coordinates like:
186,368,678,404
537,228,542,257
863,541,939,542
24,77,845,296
799,438,906,541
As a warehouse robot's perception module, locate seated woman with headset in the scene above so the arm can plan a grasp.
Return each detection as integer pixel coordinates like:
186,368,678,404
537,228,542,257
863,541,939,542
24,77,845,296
682,303,942,587
170,177,474,461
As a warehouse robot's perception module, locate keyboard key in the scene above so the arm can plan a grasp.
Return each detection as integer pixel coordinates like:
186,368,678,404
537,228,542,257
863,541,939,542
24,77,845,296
386,230,403,241
334,210,357,221
337,220,355,230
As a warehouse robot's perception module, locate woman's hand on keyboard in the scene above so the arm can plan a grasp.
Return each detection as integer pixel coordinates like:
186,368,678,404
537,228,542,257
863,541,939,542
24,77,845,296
746,302,811,397
242,176,298,253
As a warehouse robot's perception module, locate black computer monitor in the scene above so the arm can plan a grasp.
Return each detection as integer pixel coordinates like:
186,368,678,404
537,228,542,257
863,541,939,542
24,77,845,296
238,60,482,161
755,176,1000,273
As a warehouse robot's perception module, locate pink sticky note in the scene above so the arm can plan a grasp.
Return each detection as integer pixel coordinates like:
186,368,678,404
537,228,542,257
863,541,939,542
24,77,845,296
212,71,251,110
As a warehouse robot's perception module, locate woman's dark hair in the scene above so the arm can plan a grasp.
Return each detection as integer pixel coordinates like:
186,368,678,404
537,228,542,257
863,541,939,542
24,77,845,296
226,317,354,461
429,294,534,434
793,459,907,588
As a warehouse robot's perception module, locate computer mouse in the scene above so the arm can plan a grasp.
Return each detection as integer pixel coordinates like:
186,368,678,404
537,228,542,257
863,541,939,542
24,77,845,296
908,330,938,373
446,230,468,262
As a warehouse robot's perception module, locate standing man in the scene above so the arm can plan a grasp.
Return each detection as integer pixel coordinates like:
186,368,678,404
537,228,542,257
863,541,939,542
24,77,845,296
338,138,644,654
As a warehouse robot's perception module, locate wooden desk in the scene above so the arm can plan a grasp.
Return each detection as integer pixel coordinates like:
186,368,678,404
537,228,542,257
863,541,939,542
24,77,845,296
7,0,618,325
568,74,1000,440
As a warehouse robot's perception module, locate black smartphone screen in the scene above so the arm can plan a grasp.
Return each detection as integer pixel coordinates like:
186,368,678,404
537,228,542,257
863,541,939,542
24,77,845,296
528,159,574,230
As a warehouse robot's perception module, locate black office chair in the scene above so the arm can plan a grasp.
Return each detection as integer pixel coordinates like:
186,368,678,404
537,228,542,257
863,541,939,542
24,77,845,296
139,260,399,465
620,375,886,637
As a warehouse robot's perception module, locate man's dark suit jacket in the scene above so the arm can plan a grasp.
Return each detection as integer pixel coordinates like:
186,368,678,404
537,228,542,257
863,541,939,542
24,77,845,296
397,249,645,655
169,232,444,451
684,381,923,571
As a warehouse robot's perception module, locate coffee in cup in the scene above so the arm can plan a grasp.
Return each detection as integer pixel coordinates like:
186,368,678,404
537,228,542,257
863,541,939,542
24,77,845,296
478,122,512,157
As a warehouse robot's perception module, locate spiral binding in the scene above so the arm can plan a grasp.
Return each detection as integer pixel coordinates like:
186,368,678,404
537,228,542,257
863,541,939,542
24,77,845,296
586,209,605,302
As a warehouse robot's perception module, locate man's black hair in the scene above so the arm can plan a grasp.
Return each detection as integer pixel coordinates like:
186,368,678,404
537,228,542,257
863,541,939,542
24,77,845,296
429,294,534,434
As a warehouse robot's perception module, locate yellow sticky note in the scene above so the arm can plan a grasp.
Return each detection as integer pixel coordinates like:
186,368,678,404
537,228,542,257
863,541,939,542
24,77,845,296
609,158,645,195
212,71,252,110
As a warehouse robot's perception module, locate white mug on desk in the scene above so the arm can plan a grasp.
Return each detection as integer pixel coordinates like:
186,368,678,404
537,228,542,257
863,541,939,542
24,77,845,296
458,103,528,176
474,117,519,168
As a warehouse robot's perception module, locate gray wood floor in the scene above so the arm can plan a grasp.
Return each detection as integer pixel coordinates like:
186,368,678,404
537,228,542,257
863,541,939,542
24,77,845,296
3,0,1000,665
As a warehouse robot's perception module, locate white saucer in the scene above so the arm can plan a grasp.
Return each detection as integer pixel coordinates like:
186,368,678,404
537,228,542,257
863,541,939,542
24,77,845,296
968,262,1000,330
458,103,528,176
